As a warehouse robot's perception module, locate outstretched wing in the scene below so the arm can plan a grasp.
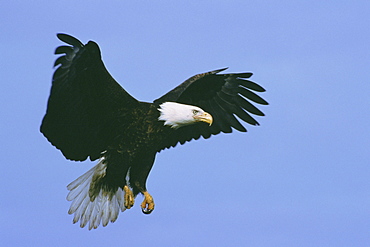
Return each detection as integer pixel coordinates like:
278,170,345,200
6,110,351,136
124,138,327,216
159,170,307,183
154,68,268,150
40,34,139,161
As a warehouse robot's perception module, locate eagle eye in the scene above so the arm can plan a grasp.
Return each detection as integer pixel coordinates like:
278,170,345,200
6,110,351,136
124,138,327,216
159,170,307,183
192,110,199,115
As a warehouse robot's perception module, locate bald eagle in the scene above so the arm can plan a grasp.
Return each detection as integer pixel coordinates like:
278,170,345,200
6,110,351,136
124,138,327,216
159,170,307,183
40,34,268,230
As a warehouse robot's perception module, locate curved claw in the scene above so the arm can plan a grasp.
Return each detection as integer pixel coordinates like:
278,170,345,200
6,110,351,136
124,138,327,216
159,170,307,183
142,207,154,214
141,191,155,215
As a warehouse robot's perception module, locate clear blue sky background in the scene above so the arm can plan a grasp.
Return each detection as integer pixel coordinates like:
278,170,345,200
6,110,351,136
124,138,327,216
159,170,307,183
1,1,369,246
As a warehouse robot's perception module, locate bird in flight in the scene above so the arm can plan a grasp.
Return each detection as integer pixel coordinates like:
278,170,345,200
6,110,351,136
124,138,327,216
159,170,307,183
40,34,268,230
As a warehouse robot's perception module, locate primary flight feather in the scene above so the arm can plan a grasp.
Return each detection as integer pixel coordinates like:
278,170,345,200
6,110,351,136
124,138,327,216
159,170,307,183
40,33,268,230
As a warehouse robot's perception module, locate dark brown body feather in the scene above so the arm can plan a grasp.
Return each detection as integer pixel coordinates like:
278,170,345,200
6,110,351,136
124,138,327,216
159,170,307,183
91,103,170,195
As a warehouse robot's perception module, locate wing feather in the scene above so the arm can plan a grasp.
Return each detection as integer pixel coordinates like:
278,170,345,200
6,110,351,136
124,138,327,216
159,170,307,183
239,79,266,92
155,69,267,150
238,86,269,105
55,45,73,55
41,34,139,161
236,93,265,116
57,33,84,47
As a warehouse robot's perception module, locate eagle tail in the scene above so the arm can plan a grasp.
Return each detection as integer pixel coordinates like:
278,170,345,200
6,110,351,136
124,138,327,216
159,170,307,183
66,158,127,230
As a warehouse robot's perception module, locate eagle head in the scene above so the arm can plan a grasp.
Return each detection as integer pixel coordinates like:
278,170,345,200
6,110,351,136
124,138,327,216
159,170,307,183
158,102,213,129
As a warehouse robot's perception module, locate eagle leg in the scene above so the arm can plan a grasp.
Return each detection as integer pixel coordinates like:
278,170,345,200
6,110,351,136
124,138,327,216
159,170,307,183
141,191,155,214
124,185,135,209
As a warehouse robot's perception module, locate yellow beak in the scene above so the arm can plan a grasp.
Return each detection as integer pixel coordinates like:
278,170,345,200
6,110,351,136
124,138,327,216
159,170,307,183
194,112,213,126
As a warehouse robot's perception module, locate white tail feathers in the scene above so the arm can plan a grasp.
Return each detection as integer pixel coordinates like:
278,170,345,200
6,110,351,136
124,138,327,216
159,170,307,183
66,158,127,230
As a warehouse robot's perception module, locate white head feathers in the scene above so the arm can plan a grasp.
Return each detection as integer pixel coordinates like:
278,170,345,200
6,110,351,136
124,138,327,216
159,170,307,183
158,102,213,129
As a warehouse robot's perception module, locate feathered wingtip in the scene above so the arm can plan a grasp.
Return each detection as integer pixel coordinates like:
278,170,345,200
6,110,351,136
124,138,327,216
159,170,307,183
211,67,228,74
66,158,127,230
52,34,86,80
57,33,84,48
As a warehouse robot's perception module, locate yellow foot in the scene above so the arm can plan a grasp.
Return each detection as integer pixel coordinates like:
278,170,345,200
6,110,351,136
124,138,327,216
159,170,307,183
123,185,135,209
141,191,155,214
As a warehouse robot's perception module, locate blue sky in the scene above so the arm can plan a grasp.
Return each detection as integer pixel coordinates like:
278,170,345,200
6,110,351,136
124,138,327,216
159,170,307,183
1,1,369,246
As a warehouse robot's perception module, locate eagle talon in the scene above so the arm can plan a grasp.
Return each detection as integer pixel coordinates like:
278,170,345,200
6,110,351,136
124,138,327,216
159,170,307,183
141,191,155,214
142,208,153,214
123,185,135,209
